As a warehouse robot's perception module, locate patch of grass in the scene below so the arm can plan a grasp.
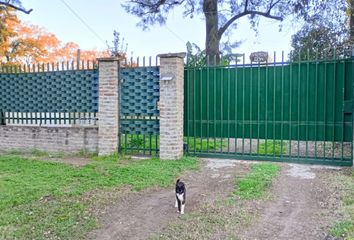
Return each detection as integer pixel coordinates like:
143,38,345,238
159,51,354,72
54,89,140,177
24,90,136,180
330,221,354,239
121,134,159,151
153,163,280,239
258,140,287,155
329,170,354,239
30,149,51,157
1,148,51,157
74,149,98,158
121,134,227,153
0,154,198,239
2,148,97,159
234,163,280,200
185,138,226,151
1,149,23,155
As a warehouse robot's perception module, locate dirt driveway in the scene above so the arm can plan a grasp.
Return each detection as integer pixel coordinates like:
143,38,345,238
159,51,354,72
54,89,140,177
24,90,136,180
238,164,346,240
89,159,351,240
90,159,250,240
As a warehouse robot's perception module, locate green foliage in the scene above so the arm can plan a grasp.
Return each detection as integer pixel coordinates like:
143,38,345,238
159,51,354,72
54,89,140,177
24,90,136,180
0,154,198,239
121,134,226,153
234,163,280,200
289,0,352,61
185,137,226,152
329,170,354,239
258,140,287,155
129,136,145,149
186,41,242,67
106,30,127,57
121,134,159,152
330,221,354,239
290,25,350,61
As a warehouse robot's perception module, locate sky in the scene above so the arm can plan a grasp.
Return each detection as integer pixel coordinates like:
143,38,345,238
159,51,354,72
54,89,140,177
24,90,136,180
19,0,301,60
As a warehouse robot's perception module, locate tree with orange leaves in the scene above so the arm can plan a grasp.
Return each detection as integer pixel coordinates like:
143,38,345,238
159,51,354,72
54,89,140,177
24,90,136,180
0,6,19,62
0,6,108,65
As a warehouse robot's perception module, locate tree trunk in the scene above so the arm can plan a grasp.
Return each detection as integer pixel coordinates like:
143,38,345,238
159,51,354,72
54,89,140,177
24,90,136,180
349,0,354,45
203,0,220,65
350,9,354,43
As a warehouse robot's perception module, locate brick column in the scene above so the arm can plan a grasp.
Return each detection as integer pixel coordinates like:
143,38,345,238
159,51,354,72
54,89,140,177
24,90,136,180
158,53,186,160
97,57,120,155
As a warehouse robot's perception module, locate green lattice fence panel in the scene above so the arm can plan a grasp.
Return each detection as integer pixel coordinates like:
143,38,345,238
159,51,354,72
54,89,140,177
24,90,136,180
119,66,160,154
0,70,98,112
120,67,160,134
0,70,98,124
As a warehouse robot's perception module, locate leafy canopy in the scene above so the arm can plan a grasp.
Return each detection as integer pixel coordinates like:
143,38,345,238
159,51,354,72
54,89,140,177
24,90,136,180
123,0,313,53
290,0,353,60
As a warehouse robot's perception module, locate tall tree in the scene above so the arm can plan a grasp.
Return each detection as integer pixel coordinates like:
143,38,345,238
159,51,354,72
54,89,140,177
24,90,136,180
290,0,352,60
0,6,19,62
347,0,354,43
123,0,311,64
290,26,344,60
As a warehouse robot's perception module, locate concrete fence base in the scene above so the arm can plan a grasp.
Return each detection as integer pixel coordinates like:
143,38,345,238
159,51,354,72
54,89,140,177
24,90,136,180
0,125,98,153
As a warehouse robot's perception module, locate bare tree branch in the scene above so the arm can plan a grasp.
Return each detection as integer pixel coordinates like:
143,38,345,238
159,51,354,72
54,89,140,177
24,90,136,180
244,0,249,12
0,1,32,14
268,0,282,13
218,2,283,40
128,0,186,16
129,0,166,11
129,0,185,13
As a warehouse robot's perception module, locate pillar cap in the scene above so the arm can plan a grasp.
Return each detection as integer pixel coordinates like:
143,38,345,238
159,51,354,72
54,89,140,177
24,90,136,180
158,52,186,59
96,57,122,62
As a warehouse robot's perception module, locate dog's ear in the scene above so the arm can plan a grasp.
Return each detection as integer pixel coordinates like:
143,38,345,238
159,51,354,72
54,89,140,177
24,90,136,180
176,179,180,184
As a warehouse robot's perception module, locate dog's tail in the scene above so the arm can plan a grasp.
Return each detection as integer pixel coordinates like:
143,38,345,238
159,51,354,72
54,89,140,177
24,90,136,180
176,179,180,184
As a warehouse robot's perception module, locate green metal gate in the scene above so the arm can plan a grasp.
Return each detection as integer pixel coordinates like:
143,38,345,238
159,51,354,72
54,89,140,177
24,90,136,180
184,56,354,166
119,65,160,155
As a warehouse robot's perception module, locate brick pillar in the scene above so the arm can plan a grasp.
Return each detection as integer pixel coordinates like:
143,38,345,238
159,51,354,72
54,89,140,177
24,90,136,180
158,53,186,160
97,57,120,155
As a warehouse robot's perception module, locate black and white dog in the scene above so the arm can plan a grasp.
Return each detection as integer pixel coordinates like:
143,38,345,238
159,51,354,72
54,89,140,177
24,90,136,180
175,179,186,214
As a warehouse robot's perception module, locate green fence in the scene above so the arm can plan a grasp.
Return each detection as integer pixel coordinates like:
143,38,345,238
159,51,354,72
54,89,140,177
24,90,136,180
119,66,160,155
184,58,354,166
0,64,98,125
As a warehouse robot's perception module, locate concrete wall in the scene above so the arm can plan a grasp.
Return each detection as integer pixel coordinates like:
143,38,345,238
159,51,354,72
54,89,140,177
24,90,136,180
0,125,98,153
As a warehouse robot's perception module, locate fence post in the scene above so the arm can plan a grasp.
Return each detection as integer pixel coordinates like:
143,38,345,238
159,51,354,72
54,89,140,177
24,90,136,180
0,112,5,125
158,52,186,160
97,57,120,156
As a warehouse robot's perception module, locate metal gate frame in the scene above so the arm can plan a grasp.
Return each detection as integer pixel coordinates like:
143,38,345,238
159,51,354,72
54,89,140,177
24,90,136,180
118,64,160,155
184,55,354,166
